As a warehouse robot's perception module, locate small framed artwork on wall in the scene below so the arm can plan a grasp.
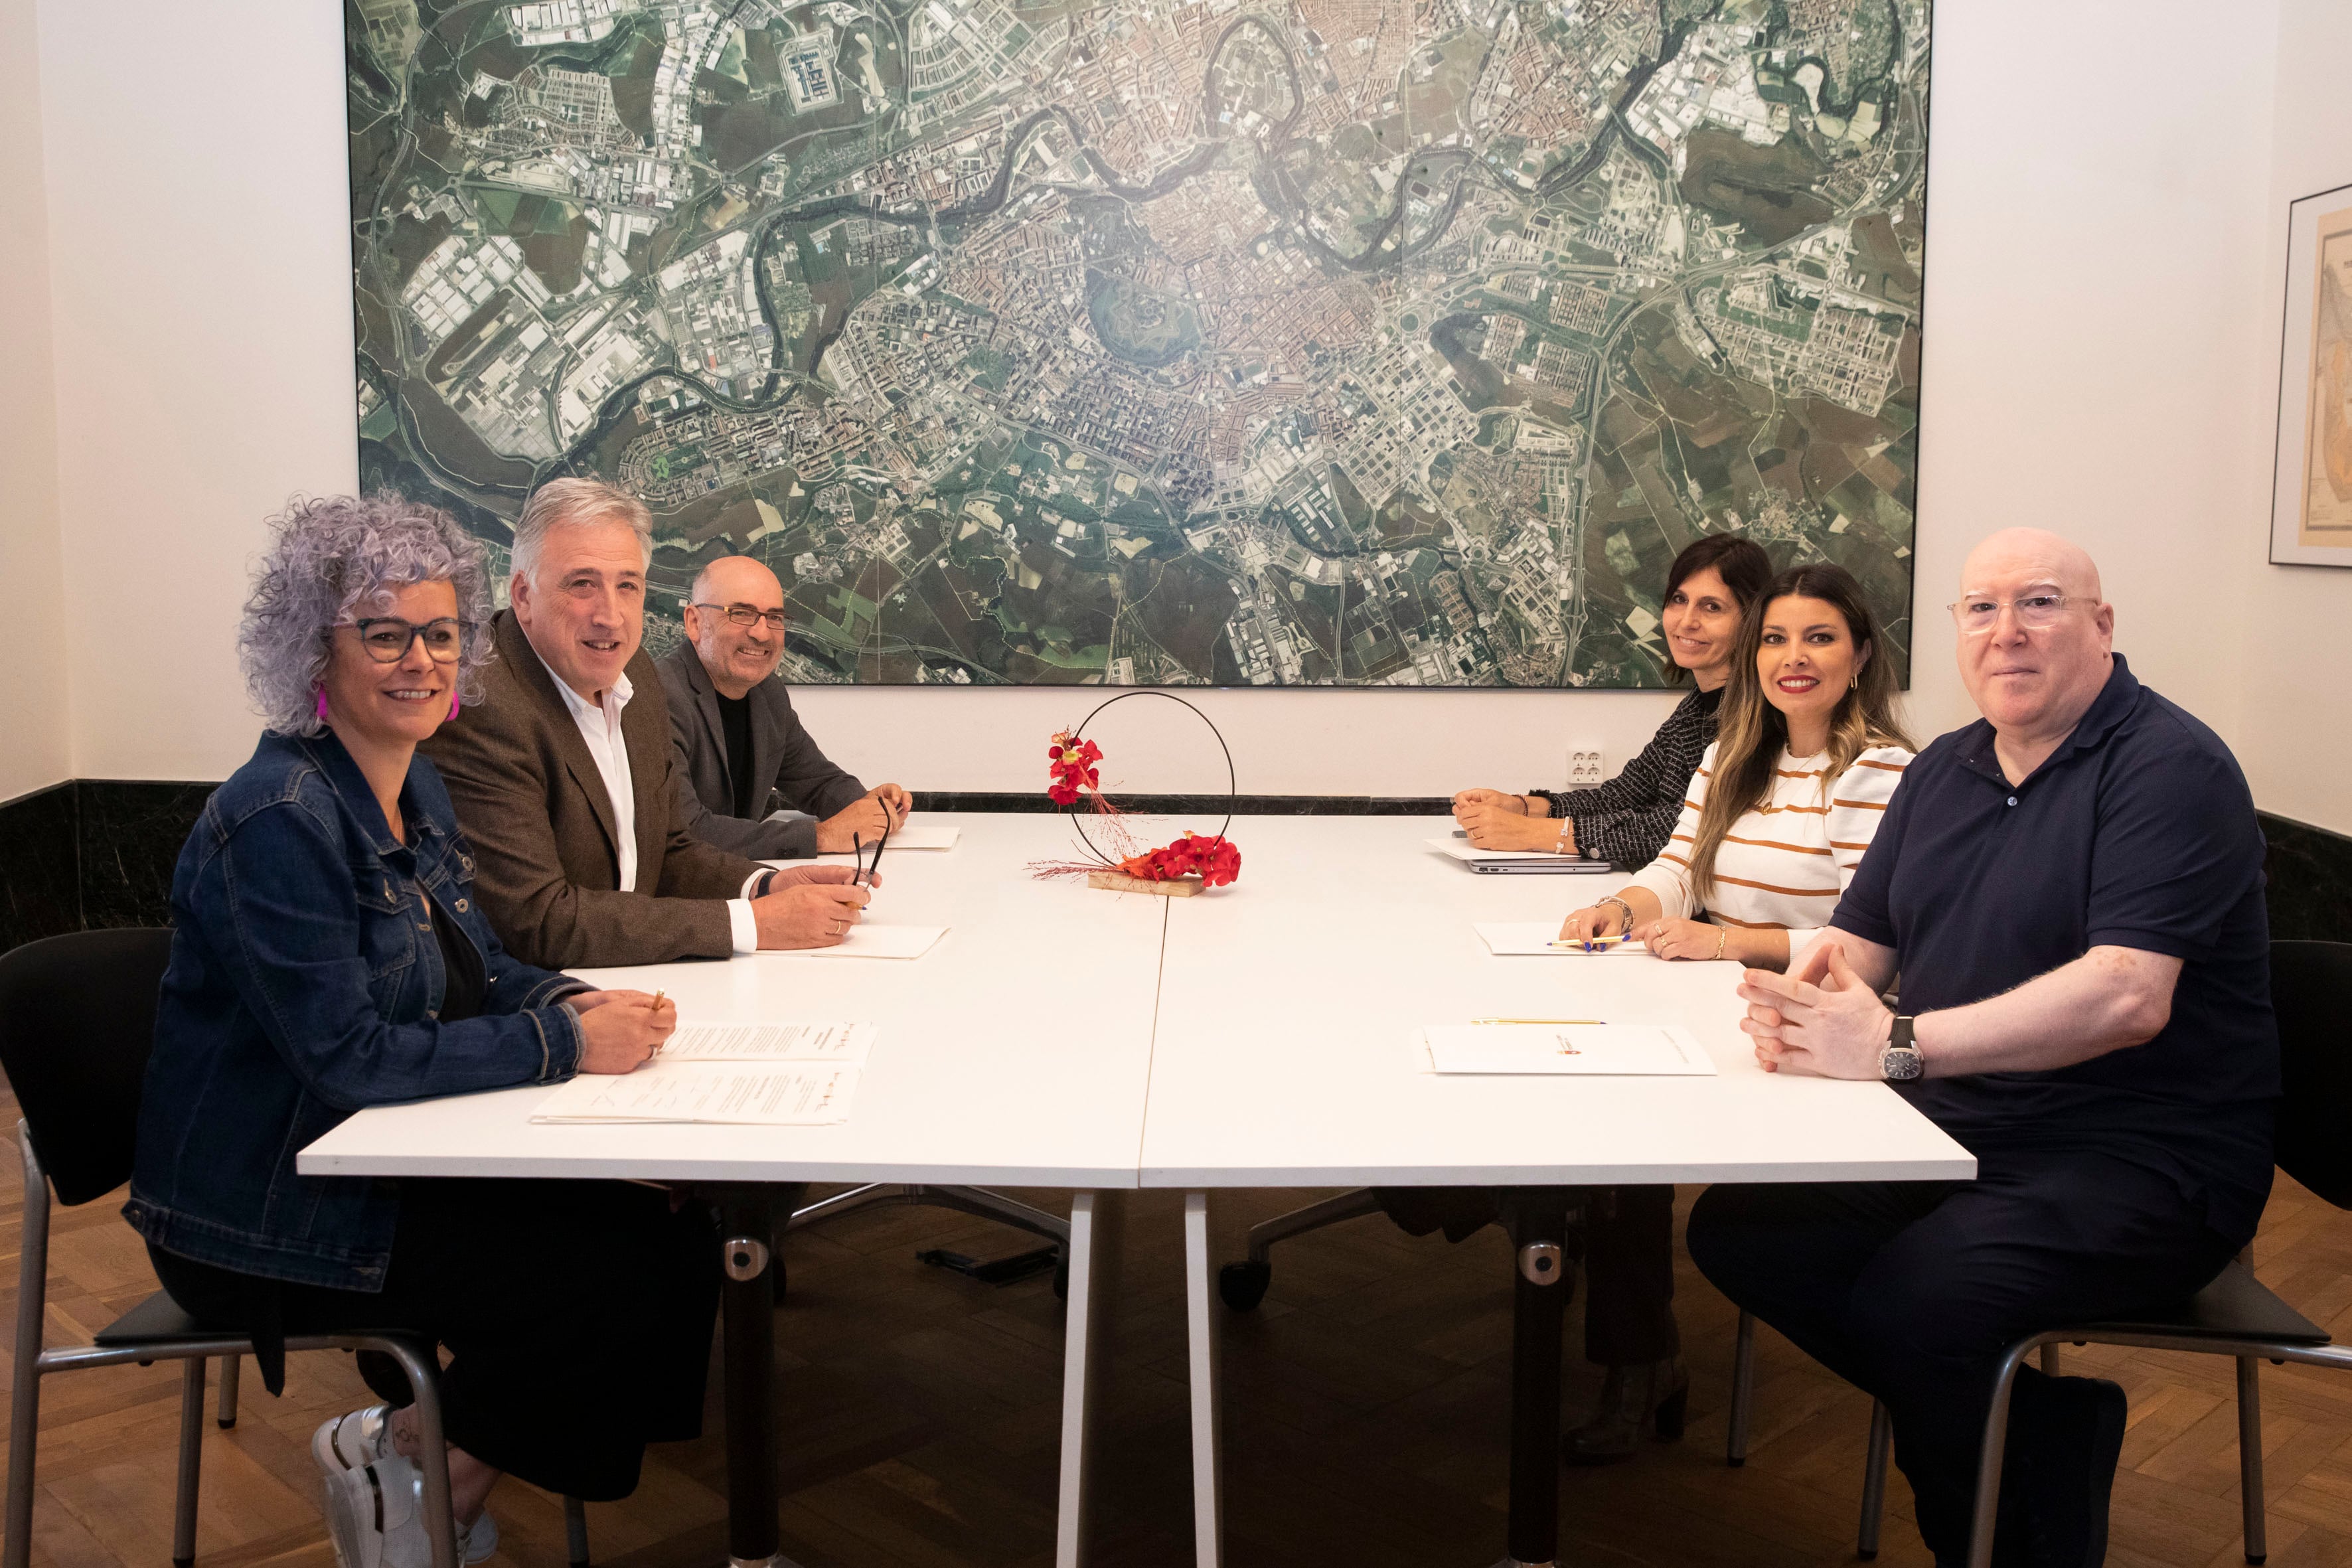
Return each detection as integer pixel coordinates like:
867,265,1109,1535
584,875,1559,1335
2272,179,2352,566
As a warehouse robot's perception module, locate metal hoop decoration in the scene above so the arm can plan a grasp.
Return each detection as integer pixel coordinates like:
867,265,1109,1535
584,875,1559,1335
1059,690,1236,868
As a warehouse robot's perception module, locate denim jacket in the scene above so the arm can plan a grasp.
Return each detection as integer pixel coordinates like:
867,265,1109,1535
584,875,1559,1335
124,731,587,1291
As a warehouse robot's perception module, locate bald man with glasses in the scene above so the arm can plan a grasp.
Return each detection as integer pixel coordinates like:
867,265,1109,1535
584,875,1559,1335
1687,529,2279,1567
657,556,913,860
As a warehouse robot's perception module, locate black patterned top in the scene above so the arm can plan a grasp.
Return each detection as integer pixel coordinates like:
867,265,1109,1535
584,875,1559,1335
1528,684,1723,869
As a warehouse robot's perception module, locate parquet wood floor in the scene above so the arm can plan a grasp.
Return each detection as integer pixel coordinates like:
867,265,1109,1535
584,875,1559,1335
11,1081,2352,1568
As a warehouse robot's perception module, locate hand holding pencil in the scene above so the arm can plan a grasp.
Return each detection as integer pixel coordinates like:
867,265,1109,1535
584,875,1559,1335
568,988,677,1073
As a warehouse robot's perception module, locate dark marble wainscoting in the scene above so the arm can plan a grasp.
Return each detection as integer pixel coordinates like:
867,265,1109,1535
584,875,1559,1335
76,782,213,930
2260,811,2352,944
0,783,83,952
0,779,215,953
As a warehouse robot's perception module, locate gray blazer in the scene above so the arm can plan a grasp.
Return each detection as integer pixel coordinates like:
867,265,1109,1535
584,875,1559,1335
656,644,868,860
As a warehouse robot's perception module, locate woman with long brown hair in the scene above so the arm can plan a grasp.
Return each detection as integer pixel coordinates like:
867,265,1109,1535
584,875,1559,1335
1545,561,1914,1460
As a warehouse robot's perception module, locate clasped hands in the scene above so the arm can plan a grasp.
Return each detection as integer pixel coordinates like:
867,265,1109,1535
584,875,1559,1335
1739,941,1893,1079
1451,787,1569,853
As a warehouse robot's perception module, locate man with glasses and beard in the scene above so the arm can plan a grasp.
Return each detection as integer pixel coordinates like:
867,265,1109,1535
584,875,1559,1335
657,555,913,861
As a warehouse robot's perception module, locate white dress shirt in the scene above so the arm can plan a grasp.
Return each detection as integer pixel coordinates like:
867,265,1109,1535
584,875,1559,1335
534,645,763,953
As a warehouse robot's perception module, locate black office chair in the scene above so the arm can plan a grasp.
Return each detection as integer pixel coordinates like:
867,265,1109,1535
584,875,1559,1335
1727,939,2352,1567
0,930,464,1568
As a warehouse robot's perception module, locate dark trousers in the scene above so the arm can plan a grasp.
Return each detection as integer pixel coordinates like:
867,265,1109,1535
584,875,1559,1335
1375,1184,1680,1365
1686,1151,2236,1565
151,1178,720,1502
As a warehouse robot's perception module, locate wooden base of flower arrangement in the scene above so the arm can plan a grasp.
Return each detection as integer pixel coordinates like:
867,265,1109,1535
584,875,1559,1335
1085,870,1203,897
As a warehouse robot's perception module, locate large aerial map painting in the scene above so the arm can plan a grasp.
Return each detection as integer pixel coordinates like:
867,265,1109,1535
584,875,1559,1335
349,0,1929,686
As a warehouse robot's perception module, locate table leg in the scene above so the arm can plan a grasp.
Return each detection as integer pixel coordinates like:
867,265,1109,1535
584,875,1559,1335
1055,1192,1105,1567
1503,1194,1574,1568
716,1186,802,1568
1184,1192,1223,1568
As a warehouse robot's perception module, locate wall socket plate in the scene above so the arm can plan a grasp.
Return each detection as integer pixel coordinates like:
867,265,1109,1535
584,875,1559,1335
1567,748,1605,787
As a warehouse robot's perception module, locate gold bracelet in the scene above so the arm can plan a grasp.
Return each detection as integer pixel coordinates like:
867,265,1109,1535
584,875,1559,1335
1715,925,1727,961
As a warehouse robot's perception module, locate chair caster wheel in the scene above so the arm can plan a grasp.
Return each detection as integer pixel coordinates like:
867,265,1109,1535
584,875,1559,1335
1219,1261,1270,1311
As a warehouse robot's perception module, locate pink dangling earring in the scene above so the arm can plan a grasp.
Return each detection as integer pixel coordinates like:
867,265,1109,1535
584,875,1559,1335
448,689,461,721
315,686,331,722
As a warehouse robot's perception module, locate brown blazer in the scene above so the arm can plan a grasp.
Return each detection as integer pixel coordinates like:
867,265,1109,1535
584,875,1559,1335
422,610,764,969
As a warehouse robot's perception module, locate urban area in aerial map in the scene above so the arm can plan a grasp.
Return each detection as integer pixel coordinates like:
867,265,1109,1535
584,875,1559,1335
349,0,1928,686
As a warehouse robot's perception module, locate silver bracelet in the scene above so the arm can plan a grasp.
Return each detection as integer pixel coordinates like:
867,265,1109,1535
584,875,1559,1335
1597,895,1636,932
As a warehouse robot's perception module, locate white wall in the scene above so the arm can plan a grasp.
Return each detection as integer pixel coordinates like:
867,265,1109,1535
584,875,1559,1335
0,0,70,805
1899,0,2278,747
38,0,358,787
2240,0,2352,836
19,0,2308,801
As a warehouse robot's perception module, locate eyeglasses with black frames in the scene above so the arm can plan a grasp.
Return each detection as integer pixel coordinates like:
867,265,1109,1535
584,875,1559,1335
694,602,789,631
348,617,465,664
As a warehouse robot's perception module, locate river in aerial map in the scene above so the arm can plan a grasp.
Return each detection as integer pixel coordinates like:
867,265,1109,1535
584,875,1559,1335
348,0,1928,688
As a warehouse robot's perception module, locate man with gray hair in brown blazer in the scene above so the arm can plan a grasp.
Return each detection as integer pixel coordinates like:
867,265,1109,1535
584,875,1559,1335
423,477,872,969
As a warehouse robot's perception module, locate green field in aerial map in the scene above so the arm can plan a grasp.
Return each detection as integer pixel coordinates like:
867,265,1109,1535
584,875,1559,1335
349,0,1927,686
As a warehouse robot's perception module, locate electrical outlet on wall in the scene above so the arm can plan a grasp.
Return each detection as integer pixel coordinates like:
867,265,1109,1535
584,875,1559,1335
1567,748,1605,787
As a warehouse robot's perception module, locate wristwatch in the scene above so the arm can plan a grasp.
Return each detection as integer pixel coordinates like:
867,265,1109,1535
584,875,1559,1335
1878,1014,1923,1081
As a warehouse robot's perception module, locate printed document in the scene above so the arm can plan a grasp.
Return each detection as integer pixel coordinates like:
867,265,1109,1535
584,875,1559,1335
1474,921,1649,956
531,1063,860,1124
658,1022,874,1063
1422,1024,1713,1075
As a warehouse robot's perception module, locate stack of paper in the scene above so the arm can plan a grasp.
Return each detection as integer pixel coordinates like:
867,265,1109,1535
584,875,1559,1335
530,1020,874,1125
1421,1024,1713,1076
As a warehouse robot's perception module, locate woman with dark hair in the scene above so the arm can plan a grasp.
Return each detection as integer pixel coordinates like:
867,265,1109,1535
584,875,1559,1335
123,495,700,1568
1541,562,1914,1460
1453,532,1775,864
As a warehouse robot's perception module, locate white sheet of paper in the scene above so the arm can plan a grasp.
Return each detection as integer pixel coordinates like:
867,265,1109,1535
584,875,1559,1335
787,823,961,863
1474,921,1648,956
657,1022,874,1063
1421,1024,1715,1076
772,923,947,960
530,1063,860,1124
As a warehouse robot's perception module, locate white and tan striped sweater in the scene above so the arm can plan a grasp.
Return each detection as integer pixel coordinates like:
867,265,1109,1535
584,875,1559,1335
1626,741,1912,954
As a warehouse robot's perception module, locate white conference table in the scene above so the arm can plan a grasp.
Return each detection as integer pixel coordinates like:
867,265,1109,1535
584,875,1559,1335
1143,815,1977,1568
301,810,1974,1568
300,813,1170,1568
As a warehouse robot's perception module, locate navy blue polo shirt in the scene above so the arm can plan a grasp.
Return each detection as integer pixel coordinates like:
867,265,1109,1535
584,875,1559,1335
1832,655,2278,1241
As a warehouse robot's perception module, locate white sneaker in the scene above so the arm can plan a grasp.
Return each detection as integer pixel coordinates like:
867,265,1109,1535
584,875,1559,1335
321,1456,440,1568
313,1405,394,1472
314,1411,497,1564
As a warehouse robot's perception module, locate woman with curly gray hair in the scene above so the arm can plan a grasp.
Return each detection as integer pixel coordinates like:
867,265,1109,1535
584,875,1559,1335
125,495,718,1568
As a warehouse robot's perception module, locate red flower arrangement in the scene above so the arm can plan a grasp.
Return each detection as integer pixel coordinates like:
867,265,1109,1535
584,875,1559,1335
1031,706,1241,891
1116,831,1241,888
1046,731,1102,805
